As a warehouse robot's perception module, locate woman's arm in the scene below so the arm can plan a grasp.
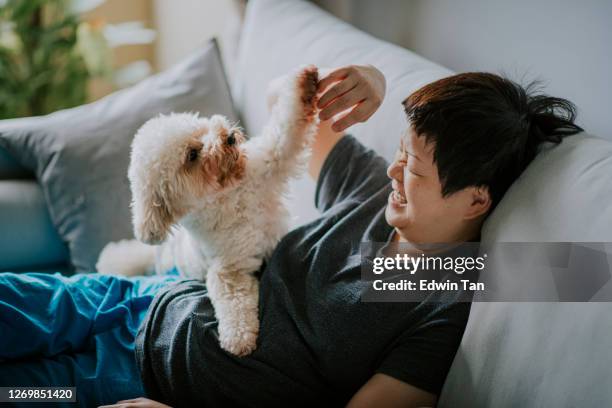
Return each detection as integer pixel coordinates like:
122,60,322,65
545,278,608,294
346,374,437,408
308,118,345,180
308,64,386,180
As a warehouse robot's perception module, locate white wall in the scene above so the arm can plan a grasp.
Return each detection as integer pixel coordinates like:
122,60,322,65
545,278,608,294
317,0,612,139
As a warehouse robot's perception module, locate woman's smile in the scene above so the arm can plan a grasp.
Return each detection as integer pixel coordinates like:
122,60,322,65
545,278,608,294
389,188,407,207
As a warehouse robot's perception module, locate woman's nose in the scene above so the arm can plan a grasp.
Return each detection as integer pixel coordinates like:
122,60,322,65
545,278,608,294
387,160,403,181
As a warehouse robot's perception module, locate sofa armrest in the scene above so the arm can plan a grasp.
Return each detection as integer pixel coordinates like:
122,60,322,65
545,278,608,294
0,146,32,179
0,179,69,271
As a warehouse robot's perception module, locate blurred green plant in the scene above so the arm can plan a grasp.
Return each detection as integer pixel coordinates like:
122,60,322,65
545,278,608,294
0,0,155,119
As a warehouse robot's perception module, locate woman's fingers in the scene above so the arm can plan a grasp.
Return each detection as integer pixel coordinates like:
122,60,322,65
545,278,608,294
315,64,386,130
331,101,373,132
319,84,368,121
317,77,358,109
317,66,351,93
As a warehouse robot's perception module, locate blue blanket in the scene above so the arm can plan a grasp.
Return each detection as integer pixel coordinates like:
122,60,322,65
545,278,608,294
0,271,181,407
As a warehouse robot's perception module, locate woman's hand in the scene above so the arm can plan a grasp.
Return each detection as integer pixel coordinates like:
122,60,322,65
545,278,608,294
98,397,172,408
317,65,386,132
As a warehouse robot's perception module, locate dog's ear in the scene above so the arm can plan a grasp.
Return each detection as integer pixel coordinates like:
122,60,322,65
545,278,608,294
132,187,175,245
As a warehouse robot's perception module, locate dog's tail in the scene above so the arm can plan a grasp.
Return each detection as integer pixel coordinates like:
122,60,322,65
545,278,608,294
96,239,156,276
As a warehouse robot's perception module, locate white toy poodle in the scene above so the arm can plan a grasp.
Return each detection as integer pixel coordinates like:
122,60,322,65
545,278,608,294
96,66,319,356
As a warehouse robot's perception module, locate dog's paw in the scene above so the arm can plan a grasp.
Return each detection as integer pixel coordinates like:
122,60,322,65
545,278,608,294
218,318,259,357
295,65,319,119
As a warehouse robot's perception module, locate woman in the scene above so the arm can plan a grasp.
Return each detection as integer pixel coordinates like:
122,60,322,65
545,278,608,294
0,65,582,407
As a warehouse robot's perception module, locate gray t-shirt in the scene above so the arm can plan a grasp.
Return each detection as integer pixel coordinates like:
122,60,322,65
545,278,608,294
135,135,471,407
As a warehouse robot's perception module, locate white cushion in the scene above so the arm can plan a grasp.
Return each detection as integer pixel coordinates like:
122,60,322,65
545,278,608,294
483,132,612,242
440,133,612,407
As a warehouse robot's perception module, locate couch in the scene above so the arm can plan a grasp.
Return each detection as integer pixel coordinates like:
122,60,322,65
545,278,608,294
1,0,611,406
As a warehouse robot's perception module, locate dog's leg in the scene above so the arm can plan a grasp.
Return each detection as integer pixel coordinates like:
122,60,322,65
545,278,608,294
206,259,261,357
96,239,156,276
252,66,320,180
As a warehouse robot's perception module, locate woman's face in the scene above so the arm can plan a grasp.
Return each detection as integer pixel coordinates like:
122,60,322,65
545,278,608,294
385,127,479,244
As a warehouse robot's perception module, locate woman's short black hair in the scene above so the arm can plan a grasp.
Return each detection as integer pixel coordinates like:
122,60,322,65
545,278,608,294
403,72,583,210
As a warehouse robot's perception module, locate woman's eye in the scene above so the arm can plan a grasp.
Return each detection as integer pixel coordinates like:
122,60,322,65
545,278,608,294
395,150,406,163
188,148,199,162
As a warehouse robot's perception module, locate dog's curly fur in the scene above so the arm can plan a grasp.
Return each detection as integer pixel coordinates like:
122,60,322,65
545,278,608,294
96,66,319,356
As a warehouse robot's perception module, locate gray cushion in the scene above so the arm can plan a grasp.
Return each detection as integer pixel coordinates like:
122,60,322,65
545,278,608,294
233,0,451,227
0,39,238,272
439,133,612,407
0,180,69,270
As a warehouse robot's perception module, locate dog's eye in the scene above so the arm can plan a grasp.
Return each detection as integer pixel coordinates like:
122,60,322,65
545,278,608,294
188,148,199,162
227,131,236,146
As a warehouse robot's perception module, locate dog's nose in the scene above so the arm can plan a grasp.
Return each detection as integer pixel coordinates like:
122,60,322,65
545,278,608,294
227,132,236,146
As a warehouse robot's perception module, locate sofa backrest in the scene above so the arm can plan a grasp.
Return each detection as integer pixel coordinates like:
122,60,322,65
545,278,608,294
234,0,612,406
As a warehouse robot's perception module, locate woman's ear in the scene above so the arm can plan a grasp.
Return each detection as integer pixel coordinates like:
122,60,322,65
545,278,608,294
464,185,492,220
132,187,175,245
